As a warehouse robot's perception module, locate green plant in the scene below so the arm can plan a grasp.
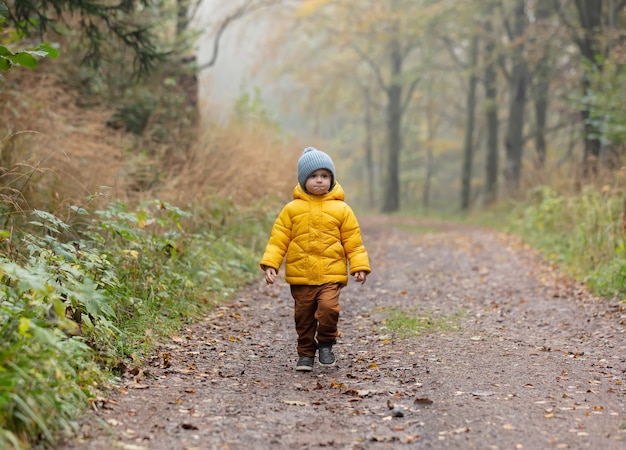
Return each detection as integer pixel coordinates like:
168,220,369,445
381,307,464,338
0,1,59,72
0,196,274,448
509,185,626,299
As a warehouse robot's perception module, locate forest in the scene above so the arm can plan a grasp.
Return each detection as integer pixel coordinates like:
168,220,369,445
0,0,625,448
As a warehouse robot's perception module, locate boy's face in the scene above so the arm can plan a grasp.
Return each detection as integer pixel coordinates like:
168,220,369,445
305,169,332,195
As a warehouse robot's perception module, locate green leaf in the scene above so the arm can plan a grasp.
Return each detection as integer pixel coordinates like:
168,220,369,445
0,57,9,70
0,3,8,24
0,45,10,57
70,205,88,215
9,52,37,68
35,42,59,58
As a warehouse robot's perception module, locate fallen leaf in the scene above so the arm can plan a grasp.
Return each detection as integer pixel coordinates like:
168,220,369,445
283,400,308,406
414,398,434,407
472,390,496,397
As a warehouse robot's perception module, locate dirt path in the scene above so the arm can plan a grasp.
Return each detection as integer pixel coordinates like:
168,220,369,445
62,218,626,450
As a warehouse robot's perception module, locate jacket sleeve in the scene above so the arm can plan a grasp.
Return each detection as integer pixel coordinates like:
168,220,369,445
259,205,292,271
340,206,371,274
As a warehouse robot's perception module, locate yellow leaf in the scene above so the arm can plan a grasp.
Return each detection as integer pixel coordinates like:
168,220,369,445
367,362,379,369
296,0,333,17
544,413,555,419
18,318,30,336
229,336,241,342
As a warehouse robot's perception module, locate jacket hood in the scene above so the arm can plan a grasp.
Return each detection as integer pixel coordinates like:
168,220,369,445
292,182,345,201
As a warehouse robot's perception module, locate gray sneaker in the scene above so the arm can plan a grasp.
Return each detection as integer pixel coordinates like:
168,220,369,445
318,344,336,366
295,356,314,371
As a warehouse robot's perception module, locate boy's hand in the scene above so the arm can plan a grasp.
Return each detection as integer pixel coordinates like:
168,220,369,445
353,271,367,285
264,267,277,285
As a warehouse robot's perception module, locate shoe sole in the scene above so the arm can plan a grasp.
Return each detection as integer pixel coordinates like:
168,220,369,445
295,365,313,372
318,360,336,367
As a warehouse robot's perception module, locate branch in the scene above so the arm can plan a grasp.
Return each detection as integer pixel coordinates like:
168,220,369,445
521,120,572,145
440,36,467,70
197,0,284,71
197,1,252,71
348,42,390,95
401,75,421,116
552,0,588,58
498,53,511,84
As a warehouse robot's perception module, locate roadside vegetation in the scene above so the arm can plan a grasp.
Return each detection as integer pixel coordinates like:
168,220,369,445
0,197,277,448
508,182,626,300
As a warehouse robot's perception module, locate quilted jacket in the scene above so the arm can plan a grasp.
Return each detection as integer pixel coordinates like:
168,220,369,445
260,182,370,286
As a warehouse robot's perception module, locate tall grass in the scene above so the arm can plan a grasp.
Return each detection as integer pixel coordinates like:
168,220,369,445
509,184,626,299
0,198,276,449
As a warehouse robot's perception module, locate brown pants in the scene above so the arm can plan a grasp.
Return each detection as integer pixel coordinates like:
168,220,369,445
290,283,342,357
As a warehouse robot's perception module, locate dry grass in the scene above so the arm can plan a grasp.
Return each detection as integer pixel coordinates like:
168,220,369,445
1,65,130,216
1,63,302,220
160,122,301,207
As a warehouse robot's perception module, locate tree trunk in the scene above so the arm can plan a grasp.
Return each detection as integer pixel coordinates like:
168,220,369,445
484,20,499,205
382,39,403,213
422,92,437,211
573,0,604,177
363,86,375,209
461,35,479,212
532,0,553,169
504,0,528,194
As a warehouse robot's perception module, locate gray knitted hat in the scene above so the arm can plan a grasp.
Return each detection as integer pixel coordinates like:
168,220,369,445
297,147,336,191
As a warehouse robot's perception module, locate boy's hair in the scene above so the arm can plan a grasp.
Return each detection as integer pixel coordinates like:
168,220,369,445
297,147,336,190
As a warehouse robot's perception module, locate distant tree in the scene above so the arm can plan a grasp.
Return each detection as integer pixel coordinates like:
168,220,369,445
461,34,479,212
555,0,626,176
503,0,529,194
483,17,499,205
529,0,554,169
276,0,438,213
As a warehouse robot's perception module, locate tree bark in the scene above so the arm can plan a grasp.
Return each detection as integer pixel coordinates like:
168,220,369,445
422,92,437,211
461,35,479,212
382,39,403,213
363,86,375,209
504,0,529,194
532,0,553,169
573,0,604,177
484,20,499,205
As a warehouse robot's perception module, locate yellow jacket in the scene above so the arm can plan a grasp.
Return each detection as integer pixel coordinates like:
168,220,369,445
260,182,370,286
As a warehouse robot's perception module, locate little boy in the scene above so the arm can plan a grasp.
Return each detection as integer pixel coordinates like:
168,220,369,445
260,147,371,371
